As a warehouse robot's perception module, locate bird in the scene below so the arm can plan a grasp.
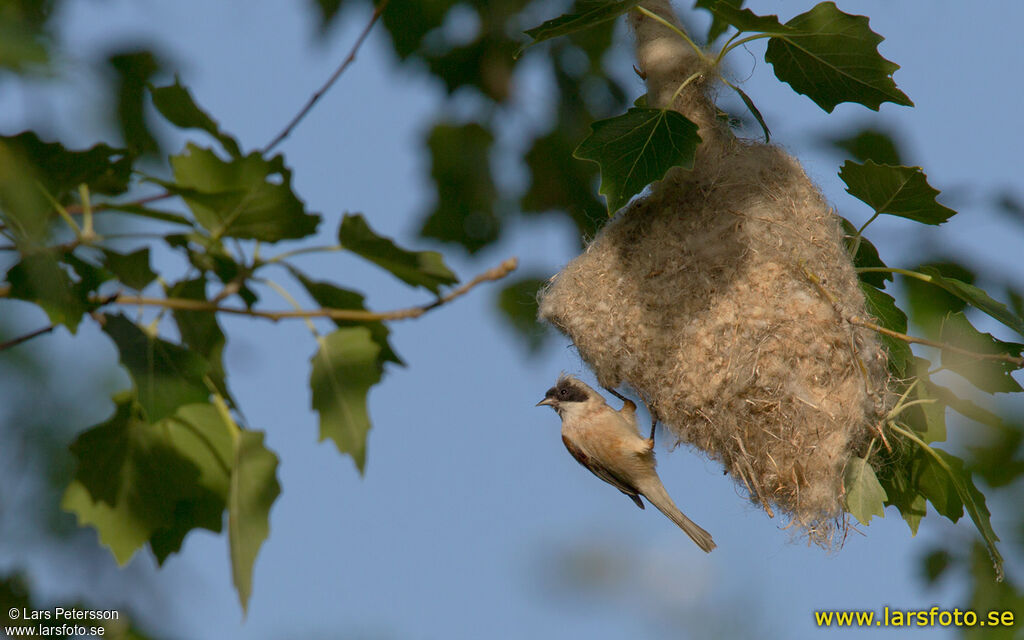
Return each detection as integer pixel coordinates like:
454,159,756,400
536,374,716,552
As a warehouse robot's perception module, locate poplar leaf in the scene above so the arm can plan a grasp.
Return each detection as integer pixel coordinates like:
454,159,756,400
309,327,382,473
574,107,700,214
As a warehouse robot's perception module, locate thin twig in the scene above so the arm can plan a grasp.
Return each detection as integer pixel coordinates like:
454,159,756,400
77,258,518,323
633,6,706,62
799,263,1024,368
847,316,1024,367
262,0,390,154
0,324,56,352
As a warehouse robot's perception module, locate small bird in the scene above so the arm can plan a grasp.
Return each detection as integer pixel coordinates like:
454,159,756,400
537,374,716,552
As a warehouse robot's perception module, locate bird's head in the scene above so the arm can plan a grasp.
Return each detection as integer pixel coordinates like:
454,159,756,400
536,374,594,416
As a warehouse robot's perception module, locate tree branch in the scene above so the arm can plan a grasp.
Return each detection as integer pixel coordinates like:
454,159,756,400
847,315,1024,367
800,263,1024,368
0,324,56,352
262,0,390,154
92,257,518,323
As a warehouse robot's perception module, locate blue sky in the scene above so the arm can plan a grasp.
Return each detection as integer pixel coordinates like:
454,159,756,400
2,1,1023,638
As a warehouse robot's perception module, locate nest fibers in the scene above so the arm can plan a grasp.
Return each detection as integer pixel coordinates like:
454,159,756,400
538,1,890,544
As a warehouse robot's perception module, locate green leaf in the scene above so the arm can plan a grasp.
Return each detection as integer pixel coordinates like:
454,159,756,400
309,327,383,473
521,122,606,240
311,0,344,31
966,544,1021,625
164,232,258,308
764,2,913,112
287,266,403,366
938,312,1023,393
0,132,133,202
859,282,906,334
379,0,452,59
840,217,890,287
62,397,233,565
926,381,1010,433
229,430,280,614
839,161,956,226
970,427,1024,490
919,267,1024,338
340,213,458,294
4,253,87,332
521,1,641,54
166,277,233,401
102,314,211,423
903,261,973,337
0,139,51,245
894,426,1003,580
694,0,789,34
65,253,113,296
108,49,164,157
828,128,903,165
419,122,500,253
101,248,157,291
700,0,745,42
859,282,911,376
496,276,550,352
167,144,320,241
925,450,1003,580
0,19,49,71
1008,286,1024,319
728,83,770,141
894,492,927,535
843,455,886,525
922,549,953,584
876,451,927,535
151,79,242,157
425,35,517,102
574,107,700,214
902,358,946,444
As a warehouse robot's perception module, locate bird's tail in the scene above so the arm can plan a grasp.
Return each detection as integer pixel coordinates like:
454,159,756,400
640,478,716,552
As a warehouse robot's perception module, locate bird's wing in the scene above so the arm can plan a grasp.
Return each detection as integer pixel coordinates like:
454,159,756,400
562,435,645,509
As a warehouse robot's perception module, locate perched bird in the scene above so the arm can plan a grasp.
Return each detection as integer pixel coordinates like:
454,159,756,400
537,374,716,552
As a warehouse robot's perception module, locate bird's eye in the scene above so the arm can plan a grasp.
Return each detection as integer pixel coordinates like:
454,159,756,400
559,388,568,397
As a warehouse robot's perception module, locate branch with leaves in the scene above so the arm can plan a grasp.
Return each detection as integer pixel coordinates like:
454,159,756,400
0,0,519,614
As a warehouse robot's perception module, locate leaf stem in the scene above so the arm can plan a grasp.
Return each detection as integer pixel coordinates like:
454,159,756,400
847,315,1024,367
207,381,242,442
717,33,773,65
855,267,933,283
886,397,938,421
258,276,320,337
669,72,704,105
720,30,743,52
262,0,390,154
78,184,96,241
37,182,81,238
855,211,880,236
259,244,343,266
633,6,707,62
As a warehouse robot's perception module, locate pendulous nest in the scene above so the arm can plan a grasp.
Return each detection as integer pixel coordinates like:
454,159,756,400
537,0,891,545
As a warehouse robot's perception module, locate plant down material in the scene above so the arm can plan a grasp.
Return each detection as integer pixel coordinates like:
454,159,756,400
538,0,891,544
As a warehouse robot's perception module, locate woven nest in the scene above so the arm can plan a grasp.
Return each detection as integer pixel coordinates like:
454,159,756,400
537,1,891,544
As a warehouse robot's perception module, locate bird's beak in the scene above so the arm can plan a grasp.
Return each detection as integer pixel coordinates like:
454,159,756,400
536,398,555,407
